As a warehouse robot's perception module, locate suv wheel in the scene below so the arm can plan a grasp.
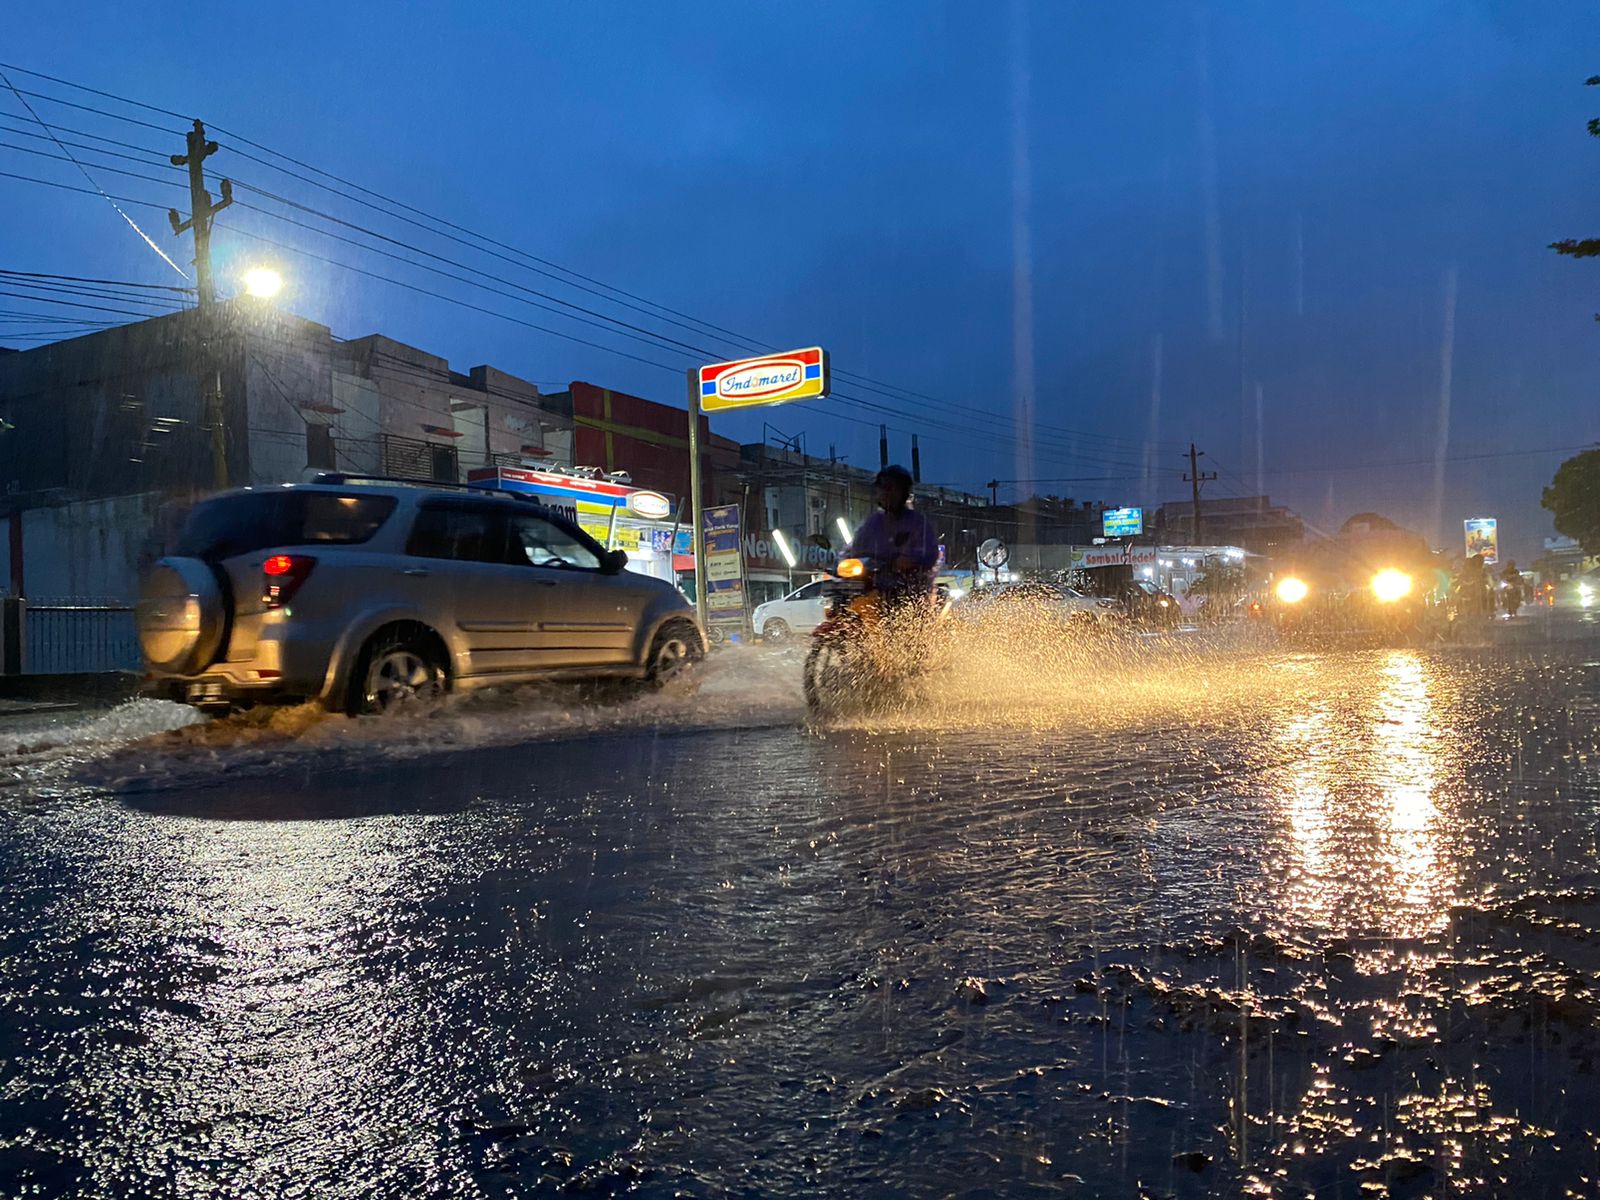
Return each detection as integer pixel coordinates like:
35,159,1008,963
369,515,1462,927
761,618,790,642
349,632,445,715
647,622,704,688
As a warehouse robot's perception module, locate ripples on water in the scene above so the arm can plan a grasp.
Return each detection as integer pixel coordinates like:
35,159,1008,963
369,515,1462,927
2,631,1600,1196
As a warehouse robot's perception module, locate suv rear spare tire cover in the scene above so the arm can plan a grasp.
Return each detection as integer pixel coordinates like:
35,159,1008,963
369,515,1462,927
138,557,226,673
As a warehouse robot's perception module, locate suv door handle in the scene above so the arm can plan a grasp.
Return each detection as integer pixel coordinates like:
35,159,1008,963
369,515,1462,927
402,567,431,577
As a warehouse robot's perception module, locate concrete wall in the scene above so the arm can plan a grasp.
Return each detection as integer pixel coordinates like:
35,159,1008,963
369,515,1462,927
0,492,166,601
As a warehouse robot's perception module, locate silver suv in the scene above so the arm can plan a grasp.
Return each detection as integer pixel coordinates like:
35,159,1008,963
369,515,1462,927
137,478,706,714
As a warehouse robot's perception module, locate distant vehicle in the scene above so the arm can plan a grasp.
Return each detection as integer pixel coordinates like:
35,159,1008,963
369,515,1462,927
137,477,706,714
957,581,1120,625
752,579,825,641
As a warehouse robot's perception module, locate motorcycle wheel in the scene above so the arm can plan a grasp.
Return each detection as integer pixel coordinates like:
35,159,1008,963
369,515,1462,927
803,639,851,715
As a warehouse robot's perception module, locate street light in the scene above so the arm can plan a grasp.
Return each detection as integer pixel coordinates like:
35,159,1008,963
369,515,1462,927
770,528,797,569
835,516,852,546
242,266,283,299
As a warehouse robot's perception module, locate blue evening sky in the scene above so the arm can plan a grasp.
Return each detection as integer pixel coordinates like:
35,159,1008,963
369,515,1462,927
4,1,1597,560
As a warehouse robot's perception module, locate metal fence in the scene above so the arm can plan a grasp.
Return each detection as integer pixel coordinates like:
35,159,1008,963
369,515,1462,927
3,598,139,675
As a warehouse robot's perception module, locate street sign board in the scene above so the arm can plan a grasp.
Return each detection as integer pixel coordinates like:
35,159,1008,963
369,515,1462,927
702,504,747,629
1103,507,1143,537
1464,517,1499,564
698,348,829,413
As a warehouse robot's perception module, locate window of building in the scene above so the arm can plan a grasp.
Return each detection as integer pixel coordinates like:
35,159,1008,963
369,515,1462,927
305,423,335,470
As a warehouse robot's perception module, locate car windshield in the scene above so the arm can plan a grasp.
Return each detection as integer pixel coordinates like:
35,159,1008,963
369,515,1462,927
174,491,397,559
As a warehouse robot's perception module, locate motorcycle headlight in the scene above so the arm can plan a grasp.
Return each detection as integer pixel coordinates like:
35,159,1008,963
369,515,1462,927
837,558,866,580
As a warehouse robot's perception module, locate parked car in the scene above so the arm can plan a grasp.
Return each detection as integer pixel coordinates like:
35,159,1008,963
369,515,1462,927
137,477,707,714
752,579,826,641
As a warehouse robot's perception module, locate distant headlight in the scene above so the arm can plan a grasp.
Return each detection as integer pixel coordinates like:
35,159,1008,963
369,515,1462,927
1274,577,1309,604
1371,569,1413,604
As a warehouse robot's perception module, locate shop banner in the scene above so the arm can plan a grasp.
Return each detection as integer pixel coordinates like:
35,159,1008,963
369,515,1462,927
1464,517,1499,564
703,505,747,628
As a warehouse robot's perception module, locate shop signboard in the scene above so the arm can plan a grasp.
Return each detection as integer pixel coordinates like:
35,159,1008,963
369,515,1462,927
697,348,830,414
703,504,747,630
1464,517,1499,564
1072,544,1157,569
1102,507,1143,538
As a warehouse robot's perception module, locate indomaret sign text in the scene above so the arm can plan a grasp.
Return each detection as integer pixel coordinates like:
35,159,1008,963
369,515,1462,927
697,348,829,413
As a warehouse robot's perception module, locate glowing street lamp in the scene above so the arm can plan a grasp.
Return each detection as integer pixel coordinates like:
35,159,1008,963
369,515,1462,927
770,528,798,569
242,266,283,299
835,516,853,546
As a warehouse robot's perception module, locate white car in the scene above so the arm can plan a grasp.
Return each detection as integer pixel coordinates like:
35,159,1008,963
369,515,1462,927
752,580,825,641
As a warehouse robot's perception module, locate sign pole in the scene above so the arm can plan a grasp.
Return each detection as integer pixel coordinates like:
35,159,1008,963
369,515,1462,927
686,369,709,630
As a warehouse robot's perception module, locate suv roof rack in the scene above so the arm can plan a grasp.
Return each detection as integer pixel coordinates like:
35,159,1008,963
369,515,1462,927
308,471,560,508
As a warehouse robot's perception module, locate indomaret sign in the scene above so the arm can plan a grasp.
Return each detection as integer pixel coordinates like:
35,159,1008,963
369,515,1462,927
697,348,829,413
685,346,830,631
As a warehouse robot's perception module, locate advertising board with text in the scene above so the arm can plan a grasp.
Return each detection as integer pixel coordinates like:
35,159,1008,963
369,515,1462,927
1102,507,1144,538
702,505,747,629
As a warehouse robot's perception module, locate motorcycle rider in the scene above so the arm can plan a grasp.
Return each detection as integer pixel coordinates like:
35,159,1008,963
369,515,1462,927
845,465,940,602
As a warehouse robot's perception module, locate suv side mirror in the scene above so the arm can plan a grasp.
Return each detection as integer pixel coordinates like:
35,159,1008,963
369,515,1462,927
807,534,831,550
602,549,629,574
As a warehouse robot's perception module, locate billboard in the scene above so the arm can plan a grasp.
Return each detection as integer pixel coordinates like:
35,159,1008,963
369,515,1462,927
703,505,747,627
1103,507,1144,538
1464,517,1499,564
698,348,829,413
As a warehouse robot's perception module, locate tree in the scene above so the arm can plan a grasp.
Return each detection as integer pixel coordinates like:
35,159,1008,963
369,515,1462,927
1542,449,1600,553
1550,76,1600,300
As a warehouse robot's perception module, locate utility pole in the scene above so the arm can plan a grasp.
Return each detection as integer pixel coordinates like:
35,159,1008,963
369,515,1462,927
168,120,232,307
170,120,234,489
1184,442,1216,544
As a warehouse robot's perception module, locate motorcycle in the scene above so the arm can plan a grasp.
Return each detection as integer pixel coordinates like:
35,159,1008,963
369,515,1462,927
802,552,947,716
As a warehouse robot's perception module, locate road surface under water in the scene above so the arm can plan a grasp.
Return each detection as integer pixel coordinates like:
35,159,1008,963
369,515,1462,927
3,634,1600,1197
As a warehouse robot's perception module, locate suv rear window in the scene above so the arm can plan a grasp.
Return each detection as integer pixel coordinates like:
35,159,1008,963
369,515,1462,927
174,491,397,559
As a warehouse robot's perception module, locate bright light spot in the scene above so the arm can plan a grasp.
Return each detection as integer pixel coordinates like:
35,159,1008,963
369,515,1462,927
835,516,852,545
1226,548,1245,560
243,266,283,299
837,557,865,579
947,586,966,601
1140,567,1154,578
1275,576,1310,605
1371,569,1413,604
770,528,797,569
1580,584,1594,608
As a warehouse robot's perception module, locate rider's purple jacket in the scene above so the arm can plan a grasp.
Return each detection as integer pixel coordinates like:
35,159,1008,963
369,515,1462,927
845,506,939,595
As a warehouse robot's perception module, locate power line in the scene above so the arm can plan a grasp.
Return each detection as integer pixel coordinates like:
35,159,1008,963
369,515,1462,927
0,268,194,294
0,69,189,279
0,62,1168,457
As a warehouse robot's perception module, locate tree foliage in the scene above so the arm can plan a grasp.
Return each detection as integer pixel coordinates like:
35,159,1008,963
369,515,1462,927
1541,449,1600,553
1550,76,1600,277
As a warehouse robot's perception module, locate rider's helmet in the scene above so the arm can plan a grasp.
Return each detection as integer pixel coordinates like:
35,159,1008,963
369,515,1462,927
875,464,914,492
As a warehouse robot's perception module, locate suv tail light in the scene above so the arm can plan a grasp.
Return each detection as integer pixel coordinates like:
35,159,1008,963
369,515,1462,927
262,554,316,607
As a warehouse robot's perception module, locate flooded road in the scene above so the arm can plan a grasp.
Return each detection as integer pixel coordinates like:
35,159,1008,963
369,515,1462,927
4,640,1600,1196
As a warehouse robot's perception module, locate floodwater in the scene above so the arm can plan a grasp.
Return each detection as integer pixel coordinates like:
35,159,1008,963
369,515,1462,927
3,635,1600,1197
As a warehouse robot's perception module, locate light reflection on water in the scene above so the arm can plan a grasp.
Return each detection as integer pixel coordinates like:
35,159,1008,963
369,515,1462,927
1,642,1599,1196
1270,649,1454,941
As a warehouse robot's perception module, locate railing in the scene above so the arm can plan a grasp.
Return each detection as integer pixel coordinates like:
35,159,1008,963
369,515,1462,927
2,597,139,675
